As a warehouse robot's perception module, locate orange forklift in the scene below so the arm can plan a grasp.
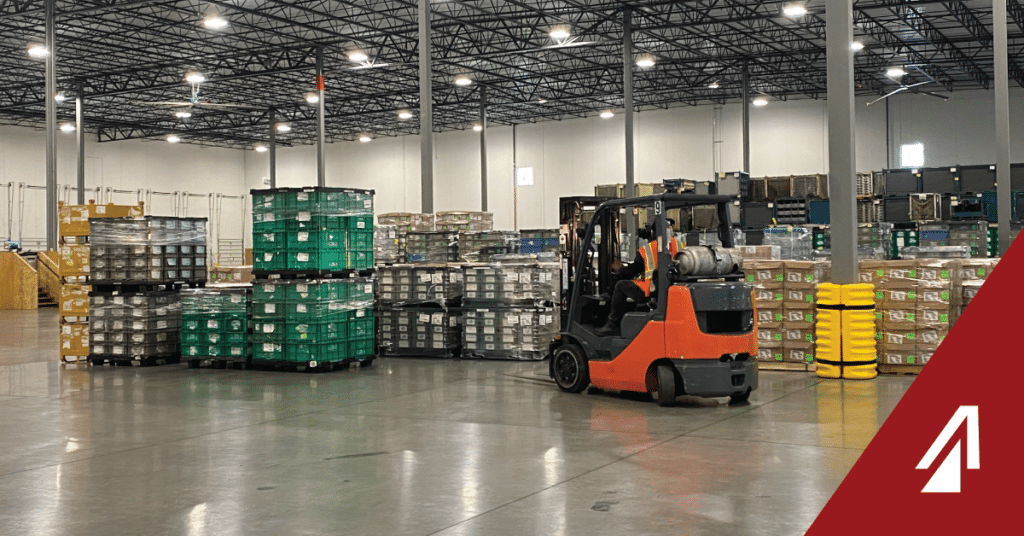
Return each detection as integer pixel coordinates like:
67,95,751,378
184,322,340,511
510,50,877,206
549,194,759,406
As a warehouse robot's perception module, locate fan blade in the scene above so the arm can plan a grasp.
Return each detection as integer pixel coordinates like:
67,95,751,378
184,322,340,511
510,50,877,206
920,91,950,101
903,81,931,90
866,87,907,106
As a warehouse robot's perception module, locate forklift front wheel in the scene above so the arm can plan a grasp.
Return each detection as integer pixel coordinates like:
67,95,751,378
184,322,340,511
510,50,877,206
552,344,590,393
656,365,677,407
729,388,752,405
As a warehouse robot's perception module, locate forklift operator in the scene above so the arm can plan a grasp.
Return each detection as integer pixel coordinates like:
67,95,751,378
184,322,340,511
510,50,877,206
597,219,683,336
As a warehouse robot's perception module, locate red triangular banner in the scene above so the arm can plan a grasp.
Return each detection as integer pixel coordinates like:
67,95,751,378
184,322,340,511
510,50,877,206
806,241,1024,534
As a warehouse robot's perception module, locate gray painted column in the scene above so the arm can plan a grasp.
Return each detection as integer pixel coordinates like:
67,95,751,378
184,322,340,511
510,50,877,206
419,0,434,213
480,86,488,212
623,9,637,246
826,0,858,284
45,0,57,250
76,80,85,204
994,0,1011,255
741,63,751,174
269,109,277,189
316,47,326,187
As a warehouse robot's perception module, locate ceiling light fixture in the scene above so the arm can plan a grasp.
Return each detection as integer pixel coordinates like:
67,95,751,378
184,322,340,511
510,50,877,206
27,44,48,58
538,99,548,104
753,96,769,107
472,124,483,132
397,110,413,120
886,66,906,77
59,123,76,133
600,111,614,119
636,56,656,68
454,76,473,86
167,135,181,143
359,135,372,143
276,123,292,133
54,93,66,102
175,111,192,119
708,81,720,89
549,26,571,41
305,93,320,104
782,3,808,17
347,50,369,63
203,15,228,30
185,72,206,84
851,41,865,51
255,145,268,153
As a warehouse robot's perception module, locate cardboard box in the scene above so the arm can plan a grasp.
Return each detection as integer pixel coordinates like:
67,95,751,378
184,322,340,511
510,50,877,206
782,287,816,306
59,322,89,355
756,343,784,363
58,245,90,276
753,282,785,308
880,330,917,347
877,286,917,307
881,308,917,330
781,306,815,328
59,284,91,316
917,282,952,309
783,260,827,288
782,341,815,364
757,327,785,345
745,261,785,284
782,327,815,345
916,260,957,283
858,260,885,285
882,260,920,285
957,259,998,281
733,245,781,261
58,202,144,236
916,327,948,346
917,307,951,327
918,343,940,365
880,345,919,365
756,308,784,328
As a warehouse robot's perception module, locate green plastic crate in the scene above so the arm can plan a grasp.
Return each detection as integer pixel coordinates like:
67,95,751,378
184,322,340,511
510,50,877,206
285,320,346,343
252,342,284,362
347,250,373,270
286,250,345,271
252,281,287,302
182,332,204,344
348,338,374,358
252,301,286,320
347,230,373,249
252,191,295,214
285,341,345,363
287,229,343,250
286,281,343,301
254,231,287,250
283,301,345,322
348,311,374,339
253,249,287,271
343,215,373,230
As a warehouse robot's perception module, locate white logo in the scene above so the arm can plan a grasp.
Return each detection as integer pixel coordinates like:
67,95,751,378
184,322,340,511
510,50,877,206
916,405,979,493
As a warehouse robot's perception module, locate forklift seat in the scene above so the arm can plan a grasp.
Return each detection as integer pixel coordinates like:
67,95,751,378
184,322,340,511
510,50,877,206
621,311,654,339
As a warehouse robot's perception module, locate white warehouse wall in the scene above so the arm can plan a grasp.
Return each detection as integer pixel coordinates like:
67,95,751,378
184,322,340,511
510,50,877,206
0,124,247,248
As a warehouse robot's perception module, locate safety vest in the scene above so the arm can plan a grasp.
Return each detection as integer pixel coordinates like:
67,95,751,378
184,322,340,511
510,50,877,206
634,237,683,295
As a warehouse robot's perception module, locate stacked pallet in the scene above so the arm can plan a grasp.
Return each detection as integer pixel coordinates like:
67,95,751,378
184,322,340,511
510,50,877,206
249,187,376,371
376,213,435,262
434,211,493,232
519,229,560,255
459,231,519,262
56,201,145,364
89,291,181,366
749,260,828,368
181,286,252,367
373,225,403,264
462,256,560,360
376,264,464,357
406,232,459,263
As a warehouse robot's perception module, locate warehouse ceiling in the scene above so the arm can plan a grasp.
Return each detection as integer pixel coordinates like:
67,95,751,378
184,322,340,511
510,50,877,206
0,0,1022,149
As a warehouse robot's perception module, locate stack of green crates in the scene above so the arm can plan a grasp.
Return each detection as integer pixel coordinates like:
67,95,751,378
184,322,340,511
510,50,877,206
180,287,251,360
252,187,375,273
250,278,375,365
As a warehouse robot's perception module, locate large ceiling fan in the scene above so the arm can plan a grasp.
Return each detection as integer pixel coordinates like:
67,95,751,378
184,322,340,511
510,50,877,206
131,72,264,114
866,66,950,106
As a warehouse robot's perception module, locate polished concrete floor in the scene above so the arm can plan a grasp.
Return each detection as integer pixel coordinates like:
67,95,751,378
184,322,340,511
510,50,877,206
0,309,915,535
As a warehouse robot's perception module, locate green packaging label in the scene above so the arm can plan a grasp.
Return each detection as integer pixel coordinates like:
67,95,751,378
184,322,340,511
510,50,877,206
941,291,949,300
907,313,916,321
805,354,814,362
875,291,884,299
774,353,783,361
774,313,784,322
876,269,884,277
907,356,917,365
909,270,917,277
978,268,986,277
805,314,814,322
773,334,783,341
805,295,813,302
805,334,813,342
805,274,813,282
746,275,754,282
941,270,950,279
940,313,949,322
774,293,783,301
908,291,918,299
775,275,783,282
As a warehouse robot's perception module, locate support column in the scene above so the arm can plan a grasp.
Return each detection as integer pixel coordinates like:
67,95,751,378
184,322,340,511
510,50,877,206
316,47,326,187
76,80,85,204
419,0,434,214
826,0,858,284
623,9,637,246
994,0,1011,255
269,109,277,189
45,0,57,250
742,63,751,174
480,86,488,212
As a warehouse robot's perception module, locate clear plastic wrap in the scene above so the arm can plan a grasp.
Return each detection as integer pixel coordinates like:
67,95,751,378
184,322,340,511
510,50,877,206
461,306,560,361
463,258,559,306
898,246,973,259
374,225,404,264
376,264,464,305
377,212,434,232
250,278,375,364
89,291,181,359
434,211,493,232
180,286,251,359
89,217,209,284
458,231,520,262
762,226,814,260
377,306,462,358
405,232,459,263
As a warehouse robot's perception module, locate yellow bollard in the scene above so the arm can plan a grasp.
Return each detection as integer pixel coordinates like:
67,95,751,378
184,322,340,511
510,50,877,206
815,282,878,380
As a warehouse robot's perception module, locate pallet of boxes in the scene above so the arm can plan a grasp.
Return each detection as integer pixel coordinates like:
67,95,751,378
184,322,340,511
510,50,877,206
249,187,376,372
376,263,464,358
375,212,435,264
181,286,252,368
88,216,208,366
866,257,997,373
56,201,145,364
461,254,560,360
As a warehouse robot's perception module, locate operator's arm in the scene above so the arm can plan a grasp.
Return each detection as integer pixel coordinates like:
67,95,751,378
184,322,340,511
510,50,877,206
616,250,644,281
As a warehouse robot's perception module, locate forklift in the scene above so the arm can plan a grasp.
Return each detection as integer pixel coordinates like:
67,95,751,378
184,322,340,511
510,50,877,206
548,194,758,406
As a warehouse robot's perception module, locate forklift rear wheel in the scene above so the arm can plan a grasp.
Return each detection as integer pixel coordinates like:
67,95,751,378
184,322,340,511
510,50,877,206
553,344,590,393
729,388,752,404
656,365,677,407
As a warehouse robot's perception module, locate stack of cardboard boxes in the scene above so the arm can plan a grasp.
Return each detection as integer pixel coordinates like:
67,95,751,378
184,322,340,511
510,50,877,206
748,261,786,364
749,260,827,366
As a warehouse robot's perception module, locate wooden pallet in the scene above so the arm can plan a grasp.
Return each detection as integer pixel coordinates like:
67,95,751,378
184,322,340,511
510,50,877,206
878,363,924,375
757,361,817,372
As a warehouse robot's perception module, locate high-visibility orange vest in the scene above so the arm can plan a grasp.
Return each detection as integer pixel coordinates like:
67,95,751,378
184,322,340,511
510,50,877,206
633,237,683,295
